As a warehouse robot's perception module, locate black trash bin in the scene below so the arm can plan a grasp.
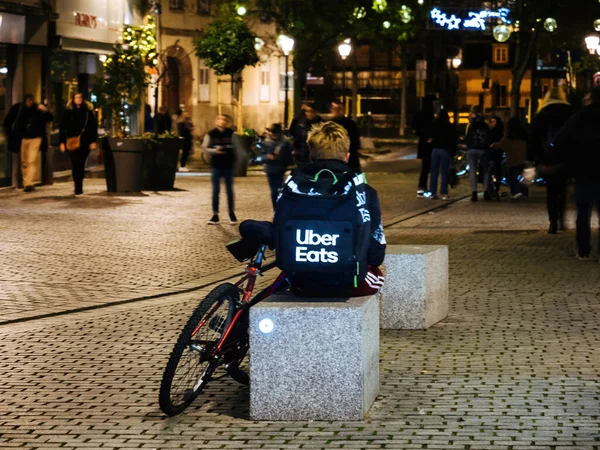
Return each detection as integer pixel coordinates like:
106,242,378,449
102,137,146,193
143,137,182,191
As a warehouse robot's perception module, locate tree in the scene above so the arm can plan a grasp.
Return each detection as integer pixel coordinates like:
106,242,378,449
193,13,259,130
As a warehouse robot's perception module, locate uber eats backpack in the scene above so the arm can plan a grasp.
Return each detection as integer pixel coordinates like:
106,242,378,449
274,168,371,294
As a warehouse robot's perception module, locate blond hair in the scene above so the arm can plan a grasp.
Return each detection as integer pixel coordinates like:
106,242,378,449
307,121,350,161
538,87,568,112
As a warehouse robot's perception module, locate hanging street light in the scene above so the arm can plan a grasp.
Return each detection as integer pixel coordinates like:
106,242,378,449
236,5,247,16
452,57,462,69
594,19,600,31
493,24,511,42
337,39,352,110
585,35,600,54
544,18,557,33
383,20,391,29
277,35,295,128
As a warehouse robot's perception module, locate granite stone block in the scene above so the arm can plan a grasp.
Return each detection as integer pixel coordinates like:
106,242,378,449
249,294,379,421
380,245,448,329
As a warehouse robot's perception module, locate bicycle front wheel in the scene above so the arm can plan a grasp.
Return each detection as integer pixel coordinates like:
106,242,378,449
159,283,239,416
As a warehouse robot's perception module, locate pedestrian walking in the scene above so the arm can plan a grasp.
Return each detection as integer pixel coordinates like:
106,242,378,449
177,111,194,172
261,123,292,210
413,95,435,198
488,115,505,199
330,100,361,172
428,109,457,200
289,102,323,166
531,87,573,234
465,106,492,202
554,87,600,260
491,117,529,199
171,108,182,133
4,94,53,192
58,93,98,195
202,114,237,225
154,106,172,135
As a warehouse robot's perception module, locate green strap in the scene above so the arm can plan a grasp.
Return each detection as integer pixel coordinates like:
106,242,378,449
312,169,338,184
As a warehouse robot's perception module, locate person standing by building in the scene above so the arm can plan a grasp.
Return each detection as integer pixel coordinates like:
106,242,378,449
59,93,98,195
289,102,323,166
154,106,172,135
466,106,492,202
488,115,505,200
531,87,573,234
4,94,53,192
554,87,600,260
429,109,457,200
413,95,435,198
177,111,194,172
330,100,361,171
261,123,292,210
202,114,237,225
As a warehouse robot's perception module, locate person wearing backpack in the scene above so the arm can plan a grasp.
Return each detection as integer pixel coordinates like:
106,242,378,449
239,121,386,298
465,106,492,202
261,123,292,210
531,87,574,234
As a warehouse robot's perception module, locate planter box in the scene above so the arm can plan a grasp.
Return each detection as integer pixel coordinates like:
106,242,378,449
143,138,182,191
102,137,146,193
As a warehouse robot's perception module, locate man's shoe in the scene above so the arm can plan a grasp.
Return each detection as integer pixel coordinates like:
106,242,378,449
471,192,478,202
430,195,439,200
512,193,524,199
229,211,238,224
441,195,451,201
75,189,83,196
179,166,189,172
417,191,426,199
577,254,593,261
548,221,558,234
484,191,492,201
207,214,219,225
23,186,34,193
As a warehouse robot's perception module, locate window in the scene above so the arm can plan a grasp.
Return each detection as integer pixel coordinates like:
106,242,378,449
260,60,270,102
197,0,210,15
198,60,210,102
279,57,293,102
494,84,508,108
493,44,509,64
169,0,184,11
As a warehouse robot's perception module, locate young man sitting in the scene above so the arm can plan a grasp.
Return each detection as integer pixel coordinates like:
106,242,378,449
239,121,385,297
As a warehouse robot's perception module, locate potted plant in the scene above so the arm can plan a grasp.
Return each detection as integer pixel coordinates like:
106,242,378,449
97,18,157,193
143,132,183,190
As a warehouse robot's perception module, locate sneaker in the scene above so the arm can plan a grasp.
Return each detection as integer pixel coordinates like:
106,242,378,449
441,195,451,201
179,166,189,172
430,195,439,200
417,191,426,199
229,211,238,224
207,214,219,225
512,193,524,199
23,186,34,193
471,192,478,202
577,254,593,261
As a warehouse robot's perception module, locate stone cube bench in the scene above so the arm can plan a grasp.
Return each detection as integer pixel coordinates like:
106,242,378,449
380,245,448,330
249,294,379,421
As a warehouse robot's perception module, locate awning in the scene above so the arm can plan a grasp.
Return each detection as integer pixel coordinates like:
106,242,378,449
60,37,114,55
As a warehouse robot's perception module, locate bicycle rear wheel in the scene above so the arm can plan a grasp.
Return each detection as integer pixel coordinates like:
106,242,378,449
159,283,239,416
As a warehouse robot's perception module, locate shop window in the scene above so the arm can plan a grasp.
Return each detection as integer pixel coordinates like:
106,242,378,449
169,0,184,12
198,60,210,102
493,44,509,64
260,60,270,102
197,0,211,15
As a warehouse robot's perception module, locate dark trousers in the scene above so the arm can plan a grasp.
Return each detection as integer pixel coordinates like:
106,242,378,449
429,148,451,196
266,171,285,210
211,167,234,214
418,154,431,191
68,148,90,194
546,174,568,223
575,182,600,257
181,140,191,167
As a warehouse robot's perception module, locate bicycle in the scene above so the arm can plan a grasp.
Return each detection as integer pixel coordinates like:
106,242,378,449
158,239,289,416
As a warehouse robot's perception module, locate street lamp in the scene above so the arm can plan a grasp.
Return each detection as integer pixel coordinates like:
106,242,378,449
586,35,600,54
452,57,462,69
338,39,352,109
277,34,295,127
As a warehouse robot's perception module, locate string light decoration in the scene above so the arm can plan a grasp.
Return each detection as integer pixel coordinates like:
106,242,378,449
120,15,158,69
430,7,511,31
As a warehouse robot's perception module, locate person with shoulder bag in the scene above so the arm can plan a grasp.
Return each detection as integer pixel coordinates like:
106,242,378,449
59,93,98,195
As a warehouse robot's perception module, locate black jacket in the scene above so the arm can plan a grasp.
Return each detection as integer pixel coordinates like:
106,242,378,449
59,101,98,151
4,102,53,151
465,119,491,150
413,110,434,159
206,127,235,169
554,104,600,183
431,120,457,155
531,102,573,165
288,113,324,164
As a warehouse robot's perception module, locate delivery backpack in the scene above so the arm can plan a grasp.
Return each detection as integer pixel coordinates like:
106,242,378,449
274,168,371,295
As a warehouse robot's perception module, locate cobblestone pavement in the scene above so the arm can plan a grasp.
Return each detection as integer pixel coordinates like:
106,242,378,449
2,185,600,449
0,157,470,323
